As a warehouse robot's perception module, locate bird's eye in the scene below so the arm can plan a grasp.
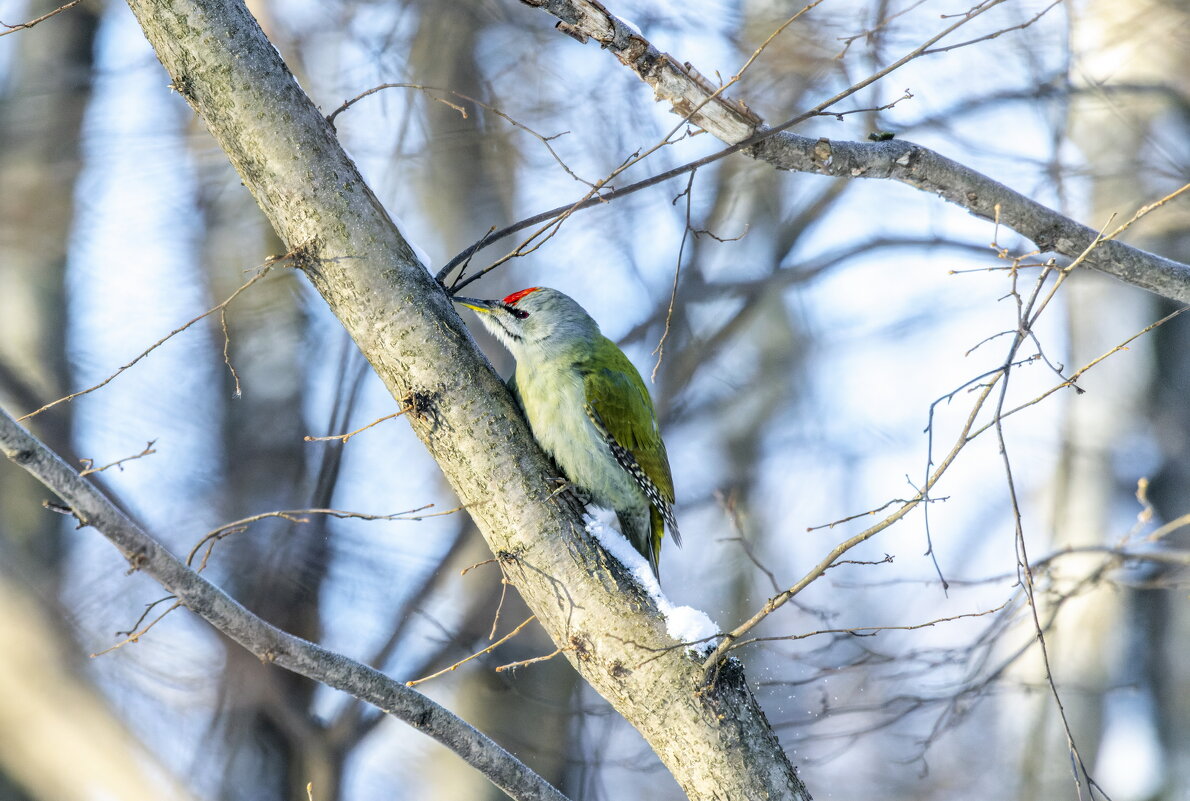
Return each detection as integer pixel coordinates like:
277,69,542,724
505,305,529,319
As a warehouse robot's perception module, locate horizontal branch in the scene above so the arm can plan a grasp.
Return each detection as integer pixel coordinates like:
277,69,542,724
0,407,569,801
521,0,1190,304
748,133,1190,303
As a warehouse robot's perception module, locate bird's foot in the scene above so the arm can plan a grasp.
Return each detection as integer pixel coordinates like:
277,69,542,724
547,477,590,513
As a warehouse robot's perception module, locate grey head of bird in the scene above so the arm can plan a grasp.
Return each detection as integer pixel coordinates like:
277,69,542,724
452,286,602,357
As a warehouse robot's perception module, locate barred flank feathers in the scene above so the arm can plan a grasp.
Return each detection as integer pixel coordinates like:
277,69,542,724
586,404,680,545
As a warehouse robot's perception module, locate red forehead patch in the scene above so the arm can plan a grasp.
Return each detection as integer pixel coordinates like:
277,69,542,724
502,287,541,306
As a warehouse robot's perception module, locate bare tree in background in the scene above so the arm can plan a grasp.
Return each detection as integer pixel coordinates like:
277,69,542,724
1,1,1189,800
0,4,201,800
1046,3,1190,799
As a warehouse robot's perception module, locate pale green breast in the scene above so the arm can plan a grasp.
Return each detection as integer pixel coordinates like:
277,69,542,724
510,349,627,505
510,337,669,512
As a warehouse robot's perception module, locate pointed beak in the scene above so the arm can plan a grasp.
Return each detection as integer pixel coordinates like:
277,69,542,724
452,296,495,314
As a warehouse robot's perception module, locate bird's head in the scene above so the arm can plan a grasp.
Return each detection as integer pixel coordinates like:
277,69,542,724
453,287,600,356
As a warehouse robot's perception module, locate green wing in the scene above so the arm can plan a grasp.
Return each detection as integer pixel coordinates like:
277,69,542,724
578,338,680,576
581,338,676,513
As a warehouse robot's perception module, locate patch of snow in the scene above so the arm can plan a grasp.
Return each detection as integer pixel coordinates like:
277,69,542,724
585,512,720,653
659,603,719,649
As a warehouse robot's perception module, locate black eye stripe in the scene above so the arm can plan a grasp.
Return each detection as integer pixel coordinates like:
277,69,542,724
493,316,522,341
502,303,529,319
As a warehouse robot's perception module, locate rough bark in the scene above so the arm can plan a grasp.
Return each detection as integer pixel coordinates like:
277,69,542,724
111,0,808,798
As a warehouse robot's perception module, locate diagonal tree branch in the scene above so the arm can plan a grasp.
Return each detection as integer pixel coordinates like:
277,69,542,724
520,0,1190,304
108,0,808,798
0,406,569,801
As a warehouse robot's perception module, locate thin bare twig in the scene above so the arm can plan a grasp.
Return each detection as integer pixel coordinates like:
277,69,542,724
78,441,158,476
807,494,948,531
327,83,591,186
818,88,915,121
732,600,1012,650
406,615,537,688
0,0,83,36
652,170,697,380
460,558,498,576
186,505,457,571
496,646,567,673
488,577,511,641
326,82,467,126
220,308,242,398
716,489,780,594
922,0,1064,56
20,255,289,421
91,600,183,657
1106,181,1190,241
304,411,406,444
114,594,177,637
1144,512,1190,544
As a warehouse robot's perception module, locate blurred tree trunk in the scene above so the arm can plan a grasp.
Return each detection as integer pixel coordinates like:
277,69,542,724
0,0,96,576
190,4,338,791
1072,4,1190,800
0,5,96,798
200,165,337,801
0,5,195,801
1026,2,1190,799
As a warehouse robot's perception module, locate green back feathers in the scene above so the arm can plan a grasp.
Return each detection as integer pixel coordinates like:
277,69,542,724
582,337,674,506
